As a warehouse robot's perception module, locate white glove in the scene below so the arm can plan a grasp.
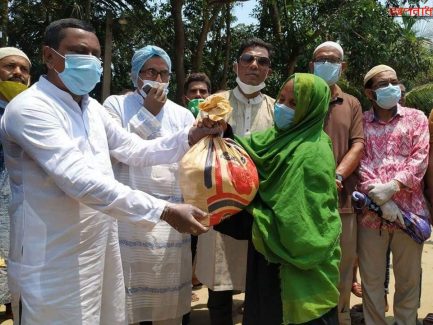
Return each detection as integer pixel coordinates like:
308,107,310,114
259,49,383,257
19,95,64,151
380,200,404,225
368,180,400,205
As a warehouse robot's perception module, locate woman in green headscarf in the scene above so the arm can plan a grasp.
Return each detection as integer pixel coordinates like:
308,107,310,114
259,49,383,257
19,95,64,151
216,73,341,325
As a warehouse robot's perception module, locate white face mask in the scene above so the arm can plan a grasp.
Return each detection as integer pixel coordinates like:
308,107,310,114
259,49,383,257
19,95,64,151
235,64,266,95
138,78,169,97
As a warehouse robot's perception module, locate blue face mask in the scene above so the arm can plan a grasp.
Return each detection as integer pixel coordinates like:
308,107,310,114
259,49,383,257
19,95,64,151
314,62,341,86
52,49,103,95
375,84,401,109
274,102,295,130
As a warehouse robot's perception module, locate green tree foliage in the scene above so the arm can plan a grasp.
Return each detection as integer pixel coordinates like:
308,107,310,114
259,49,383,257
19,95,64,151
406,82,433,114
254,0,433,104
4,0,433,107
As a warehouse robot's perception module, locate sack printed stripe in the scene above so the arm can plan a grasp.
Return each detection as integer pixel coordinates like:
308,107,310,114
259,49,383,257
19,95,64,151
208,199,247,212
204,138,214,189
207,192,250,206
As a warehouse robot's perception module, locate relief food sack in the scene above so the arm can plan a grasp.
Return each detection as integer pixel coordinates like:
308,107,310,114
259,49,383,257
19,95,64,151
179,94,259,226
179,136,259,226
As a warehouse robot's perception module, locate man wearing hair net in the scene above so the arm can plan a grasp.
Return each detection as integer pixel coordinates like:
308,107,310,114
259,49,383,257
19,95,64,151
358,64,429,324
0,46,31,321
309,41,364,325
1,19,223,324
104,45,194,325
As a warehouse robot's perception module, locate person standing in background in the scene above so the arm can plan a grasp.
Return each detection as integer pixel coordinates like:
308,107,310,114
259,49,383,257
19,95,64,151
0,46,31,321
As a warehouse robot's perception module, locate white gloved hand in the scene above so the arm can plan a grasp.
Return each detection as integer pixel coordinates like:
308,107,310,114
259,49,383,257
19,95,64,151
380,200,405,225
368,180,400,205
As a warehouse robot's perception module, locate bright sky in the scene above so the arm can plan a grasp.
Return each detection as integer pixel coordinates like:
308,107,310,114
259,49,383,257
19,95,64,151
232,0,258,25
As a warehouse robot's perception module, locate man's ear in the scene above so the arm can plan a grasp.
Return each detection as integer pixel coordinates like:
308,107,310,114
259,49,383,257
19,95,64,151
309,61,314,73
341,61,347,73
42,46,54,68
364,88,375,100
266,68,272,78
232,61,238,75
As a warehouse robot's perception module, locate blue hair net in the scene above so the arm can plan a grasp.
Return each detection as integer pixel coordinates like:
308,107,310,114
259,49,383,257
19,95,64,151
131,45,172,87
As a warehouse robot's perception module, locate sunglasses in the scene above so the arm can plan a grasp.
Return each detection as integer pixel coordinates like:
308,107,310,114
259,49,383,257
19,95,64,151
238,53,271,68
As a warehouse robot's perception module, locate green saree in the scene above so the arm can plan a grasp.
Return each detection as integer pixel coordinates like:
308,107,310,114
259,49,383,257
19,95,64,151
236,73,342,324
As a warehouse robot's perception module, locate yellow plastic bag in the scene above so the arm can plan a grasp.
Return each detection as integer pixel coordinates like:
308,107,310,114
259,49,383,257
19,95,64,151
179,95,259,226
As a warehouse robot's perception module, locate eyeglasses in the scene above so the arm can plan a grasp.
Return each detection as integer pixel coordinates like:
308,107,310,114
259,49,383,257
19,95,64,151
238,53,271,68
140,68,171,80
313,57,342,64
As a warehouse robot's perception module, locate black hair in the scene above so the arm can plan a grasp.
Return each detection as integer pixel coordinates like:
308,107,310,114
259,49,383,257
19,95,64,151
43,18,95,49
236,37,273,61
184,72,211,93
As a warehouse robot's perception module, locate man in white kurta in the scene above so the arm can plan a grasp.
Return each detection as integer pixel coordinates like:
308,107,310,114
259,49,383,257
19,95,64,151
195,38,274,325
103,45,194,325
0,19,218,325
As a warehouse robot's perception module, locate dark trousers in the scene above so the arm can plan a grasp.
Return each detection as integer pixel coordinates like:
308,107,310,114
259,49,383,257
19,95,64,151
207,289,234,325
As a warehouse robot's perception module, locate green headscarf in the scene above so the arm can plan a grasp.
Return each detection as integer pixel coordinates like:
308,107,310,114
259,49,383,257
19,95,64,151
236,73,341,324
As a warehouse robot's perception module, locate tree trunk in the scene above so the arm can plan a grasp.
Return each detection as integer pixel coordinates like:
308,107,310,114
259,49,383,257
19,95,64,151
84,0,91,21
268,0,282,42
191,3,223,72
286,46,301,75
0,0,8,46
101,11,113,102
170,0,185,105
219,3,232,90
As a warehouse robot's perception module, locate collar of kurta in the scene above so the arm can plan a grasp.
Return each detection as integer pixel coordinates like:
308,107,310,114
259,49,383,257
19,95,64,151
38,76,90,112
233,86,265,105
329,84,344,104
367,103,405,123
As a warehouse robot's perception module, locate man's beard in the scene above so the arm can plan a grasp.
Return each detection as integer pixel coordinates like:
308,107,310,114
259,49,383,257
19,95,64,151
7,76,27,85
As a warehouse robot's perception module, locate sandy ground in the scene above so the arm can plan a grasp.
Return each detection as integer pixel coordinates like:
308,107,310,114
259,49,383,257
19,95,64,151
189,238,433,325
1,238,431,324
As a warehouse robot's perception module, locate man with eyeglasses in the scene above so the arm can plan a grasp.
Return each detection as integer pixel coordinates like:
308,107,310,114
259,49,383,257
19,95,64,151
358,65,429,324
103,45,196,325
195,37,274,325
309,41,364,325
0,19,223,324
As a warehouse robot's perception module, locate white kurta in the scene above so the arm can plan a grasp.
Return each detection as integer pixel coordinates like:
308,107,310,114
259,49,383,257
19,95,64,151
103,92,194,323
0,76,191,325
195,87,274,291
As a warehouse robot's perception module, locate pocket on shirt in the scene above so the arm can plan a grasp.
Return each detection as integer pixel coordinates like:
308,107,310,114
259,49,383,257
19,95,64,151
150,165,177,183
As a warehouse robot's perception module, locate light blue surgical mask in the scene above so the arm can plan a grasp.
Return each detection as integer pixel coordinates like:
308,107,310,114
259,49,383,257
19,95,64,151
314,62,341,85
138,78,169,97
274,102,295,130
375,84,401,110
52,48,103,95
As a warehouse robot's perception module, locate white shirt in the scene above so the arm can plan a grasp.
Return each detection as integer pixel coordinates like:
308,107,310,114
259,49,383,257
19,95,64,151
0,76,191,324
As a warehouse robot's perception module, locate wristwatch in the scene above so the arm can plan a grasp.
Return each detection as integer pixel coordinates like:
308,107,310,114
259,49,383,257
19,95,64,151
336,173,343,182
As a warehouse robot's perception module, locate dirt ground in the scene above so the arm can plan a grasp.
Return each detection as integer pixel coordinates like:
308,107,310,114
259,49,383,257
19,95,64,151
189,238,433,325
1,238,431,324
